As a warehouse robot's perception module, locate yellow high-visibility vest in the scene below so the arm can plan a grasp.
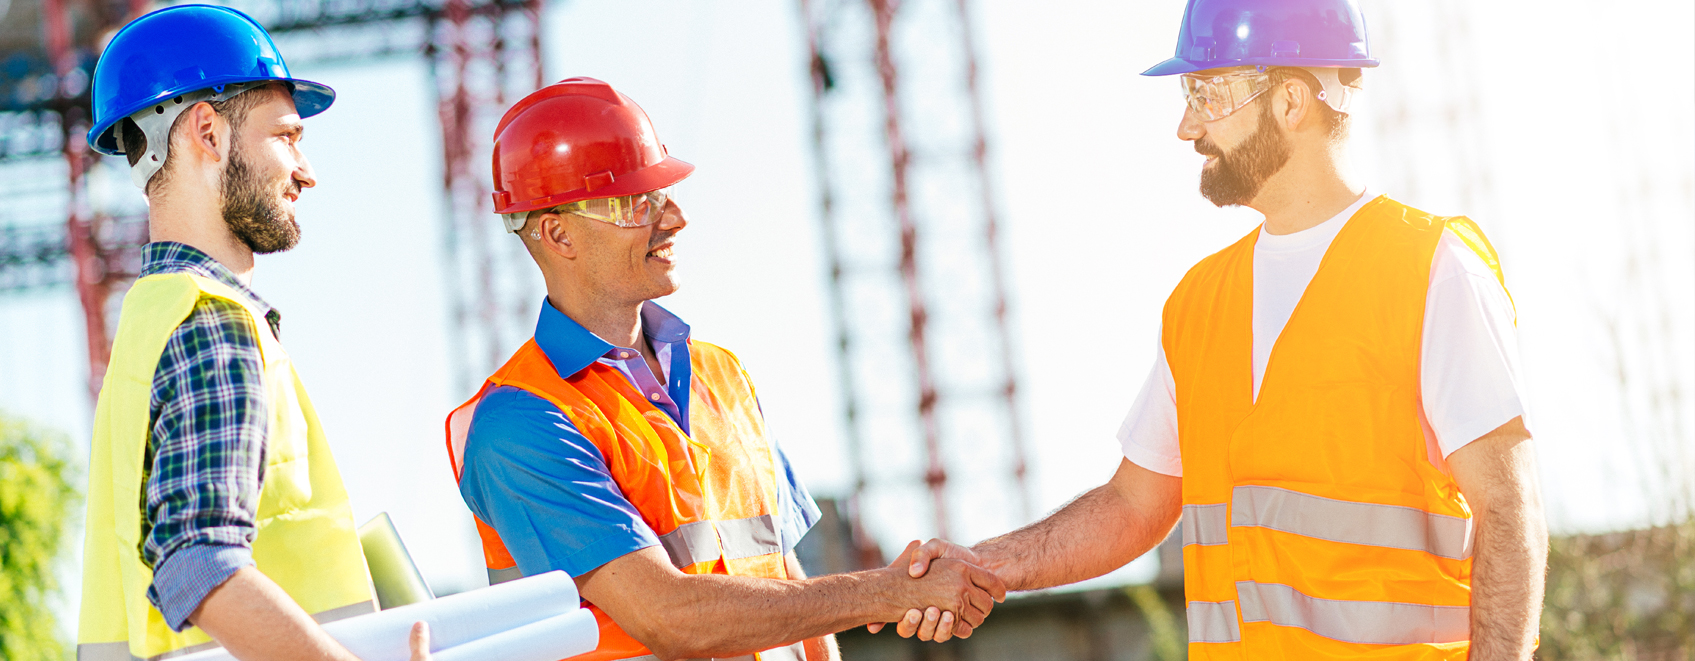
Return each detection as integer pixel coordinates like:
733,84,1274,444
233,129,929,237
1164,196,1508,659
78,273,375,661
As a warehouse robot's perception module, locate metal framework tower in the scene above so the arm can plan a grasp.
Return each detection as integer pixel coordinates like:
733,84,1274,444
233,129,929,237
800,0,1031,552
0,0,546,400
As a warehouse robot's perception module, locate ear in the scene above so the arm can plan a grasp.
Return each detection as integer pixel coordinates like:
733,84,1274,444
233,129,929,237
1278,76,1316,133
536,213,577,260
173,101,228,165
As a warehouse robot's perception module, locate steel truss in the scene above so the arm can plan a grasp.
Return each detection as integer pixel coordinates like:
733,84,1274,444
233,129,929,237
801,0,1031,554
0,0,545,398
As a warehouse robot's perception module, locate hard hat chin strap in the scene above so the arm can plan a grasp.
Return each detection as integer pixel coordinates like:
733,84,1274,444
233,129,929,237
122,83,256,190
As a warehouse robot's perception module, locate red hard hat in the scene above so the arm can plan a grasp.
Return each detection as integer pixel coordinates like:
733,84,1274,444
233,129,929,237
491,77,694,216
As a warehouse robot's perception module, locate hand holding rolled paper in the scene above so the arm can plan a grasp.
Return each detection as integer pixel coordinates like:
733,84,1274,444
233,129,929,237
172,571,597,661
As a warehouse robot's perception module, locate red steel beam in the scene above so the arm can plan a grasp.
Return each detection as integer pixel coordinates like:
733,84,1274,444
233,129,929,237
954,0,1031,521
869,0,950,540
45,0,116,399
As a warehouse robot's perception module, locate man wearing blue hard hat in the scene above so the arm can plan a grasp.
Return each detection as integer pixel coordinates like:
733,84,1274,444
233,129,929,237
888,1,1547,658
78,5,431,660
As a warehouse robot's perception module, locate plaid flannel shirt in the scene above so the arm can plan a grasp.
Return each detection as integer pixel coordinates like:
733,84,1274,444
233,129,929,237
137,242,281,631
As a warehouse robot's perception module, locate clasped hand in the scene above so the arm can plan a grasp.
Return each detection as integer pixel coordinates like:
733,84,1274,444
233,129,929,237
869,539,1001,642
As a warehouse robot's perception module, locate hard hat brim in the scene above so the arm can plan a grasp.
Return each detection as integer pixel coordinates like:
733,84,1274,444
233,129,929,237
88,77,336,156
1141,56,1380,77
494,156,696,217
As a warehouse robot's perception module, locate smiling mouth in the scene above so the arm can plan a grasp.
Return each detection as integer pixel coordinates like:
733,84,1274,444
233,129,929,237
647,245,674,259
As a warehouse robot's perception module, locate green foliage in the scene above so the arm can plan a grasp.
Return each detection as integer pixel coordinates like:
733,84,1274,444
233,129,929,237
1539,522,1695,660
0,413,81,661
1128,583,1185,661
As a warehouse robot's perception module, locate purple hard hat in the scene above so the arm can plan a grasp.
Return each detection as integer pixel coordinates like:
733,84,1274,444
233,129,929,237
1142,0,1380,76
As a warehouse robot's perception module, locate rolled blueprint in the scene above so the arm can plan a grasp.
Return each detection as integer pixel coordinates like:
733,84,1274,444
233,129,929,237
171,570,593,661
359,512,435,609
432,609,599,661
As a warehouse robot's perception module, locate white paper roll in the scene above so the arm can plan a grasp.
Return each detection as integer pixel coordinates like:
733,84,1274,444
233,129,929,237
431,609,599,661
171,570,584,661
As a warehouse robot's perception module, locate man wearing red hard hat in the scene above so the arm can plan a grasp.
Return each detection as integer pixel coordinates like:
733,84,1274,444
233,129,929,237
445,77,1005,661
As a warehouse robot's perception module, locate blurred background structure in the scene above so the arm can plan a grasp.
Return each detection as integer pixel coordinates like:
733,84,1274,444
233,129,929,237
1,0,1691,658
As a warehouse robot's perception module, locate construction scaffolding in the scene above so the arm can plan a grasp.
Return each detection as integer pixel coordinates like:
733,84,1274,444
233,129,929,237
800,0,1032,556
0,0,545,400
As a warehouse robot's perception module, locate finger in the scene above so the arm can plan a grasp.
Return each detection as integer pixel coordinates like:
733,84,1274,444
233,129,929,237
893,540,921,568
953,620,976,639
965,585,994,621
896,608,922,638
960,590,989,628
908,541,939,577
867,622,884,634
917,606,941,641
970,565,1008,602
909,538,960,578
409,621,431,661
934,610,956,643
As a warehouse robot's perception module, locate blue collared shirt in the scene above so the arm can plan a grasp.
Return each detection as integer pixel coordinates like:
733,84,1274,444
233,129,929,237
458,300,820,578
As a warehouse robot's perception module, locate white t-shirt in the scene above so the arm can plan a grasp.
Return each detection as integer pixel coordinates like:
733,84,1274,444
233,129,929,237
1118,191,1530,476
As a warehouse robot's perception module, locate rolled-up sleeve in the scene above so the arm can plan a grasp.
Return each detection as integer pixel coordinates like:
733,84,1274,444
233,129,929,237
459,386,661,578
144,297,267,630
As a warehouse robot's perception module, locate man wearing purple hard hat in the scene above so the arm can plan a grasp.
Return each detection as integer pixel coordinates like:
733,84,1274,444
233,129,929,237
886,1,1547,658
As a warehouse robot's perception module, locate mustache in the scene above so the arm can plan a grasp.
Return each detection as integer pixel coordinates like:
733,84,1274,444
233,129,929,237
1194,139,1224,158
647,228,678,250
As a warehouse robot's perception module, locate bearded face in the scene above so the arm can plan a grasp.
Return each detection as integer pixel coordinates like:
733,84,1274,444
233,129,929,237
1195,98,1293,208
220,132,302,254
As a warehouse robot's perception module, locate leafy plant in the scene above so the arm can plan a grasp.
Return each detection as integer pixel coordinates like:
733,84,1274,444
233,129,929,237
0,413,80,661
1539,522,1695,660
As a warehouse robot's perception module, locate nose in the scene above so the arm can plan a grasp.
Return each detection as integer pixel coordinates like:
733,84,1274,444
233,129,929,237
1177,106,1205,143
656,198,688,231
294,151,317,190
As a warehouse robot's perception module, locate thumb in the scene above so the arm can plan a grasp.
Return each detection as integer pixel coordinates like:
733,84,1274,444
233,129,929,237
410,621,432,661
908,540,949,578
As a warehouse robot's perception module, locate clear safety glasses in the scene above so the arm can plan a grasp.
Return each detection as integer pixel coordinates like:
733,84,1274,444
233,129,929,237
1180,68,1273,122
560,187,674,228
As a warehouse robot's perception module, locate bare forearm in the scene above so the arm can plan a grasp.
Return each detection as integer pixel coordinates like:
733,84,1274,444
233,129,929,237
1468,469,1547,658
190,567,358,661
975,460,1180,592
1450,418,1546,660
634,568,907,658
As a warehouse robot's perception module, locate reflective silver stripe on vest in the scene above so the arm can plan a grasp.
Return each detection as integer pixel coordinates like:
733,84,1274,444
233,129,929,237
152,640,222,660
620,642,801,661
659,514,782,568
1230,485,1474,560
311,599,376,624
1182,503,1230,547
78,601,377,661
1186,600,1242,643
489,566,525,585
1235,580,1470,645
77,642,138,661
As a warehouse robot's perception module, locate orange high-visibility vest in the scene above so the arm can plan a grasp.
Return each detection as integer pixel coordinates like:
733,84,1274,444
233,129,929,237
447,338,824,661
1163,196,1508,660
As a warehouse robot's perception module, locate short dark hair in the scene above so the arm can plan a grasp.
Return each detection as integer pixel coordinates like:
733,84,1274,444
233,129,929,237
1268,67,1357,142
119,83,281,196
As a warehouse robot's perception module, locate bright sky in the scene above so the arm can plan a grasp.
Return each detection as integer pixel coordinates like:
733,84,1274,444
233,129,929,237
1,0,1690,631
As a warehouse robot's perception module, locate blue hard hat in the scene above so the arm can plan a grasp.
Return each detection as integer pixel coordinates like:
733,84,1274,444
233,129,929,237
86,4,334,155
1142,0,1380,76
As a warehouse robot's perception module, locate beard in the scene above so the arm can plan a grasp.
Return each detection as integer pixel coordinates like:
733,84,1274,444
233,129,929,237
1196,100,1293,207
220,138,301,254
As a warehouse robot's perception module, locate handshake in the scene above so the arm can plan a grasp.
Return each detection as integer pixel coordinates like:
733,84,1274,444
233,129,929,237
865,539,1005,643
